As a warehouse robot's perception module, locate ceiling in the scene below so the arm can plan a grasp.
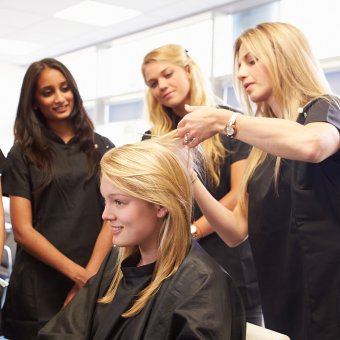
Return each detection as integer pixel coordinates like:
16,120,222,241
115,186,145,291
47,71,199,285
0,0,255,66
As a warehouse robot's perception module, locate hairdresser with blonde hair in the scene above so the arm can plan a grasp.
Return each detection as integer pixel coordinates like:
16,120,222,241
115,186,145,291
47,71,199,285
141,44,262,325
38,136,245,340
178,22,340,340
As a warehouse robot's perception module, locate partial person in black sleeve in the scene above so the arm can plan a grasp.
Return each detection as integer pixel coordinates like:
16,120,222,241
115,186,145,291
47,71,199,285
177,22,340,340
0,148,6,261
38,134,245,340
141,44,262,325
1,58,115,340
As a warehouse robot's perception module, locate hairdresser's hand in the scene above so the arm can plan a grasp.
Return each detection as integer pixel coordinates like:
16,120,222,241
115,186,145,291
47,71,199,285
177,105,229,147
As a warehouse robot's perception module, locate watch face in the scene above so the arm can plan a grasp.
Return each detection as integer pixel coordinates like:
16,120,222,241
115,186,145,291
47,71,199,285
226,126,235,136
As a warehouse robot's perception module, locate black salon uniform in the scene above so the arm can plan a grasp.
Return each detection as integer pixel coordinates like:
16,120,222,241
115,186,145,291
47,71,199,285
38,241,246,340
248,97,340,340
1,130,114,340
143,114,261,324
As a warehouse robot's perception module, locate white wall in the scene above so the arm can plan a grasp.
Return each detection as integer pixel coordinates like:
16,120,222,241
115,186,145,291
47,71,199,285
0,62,24,154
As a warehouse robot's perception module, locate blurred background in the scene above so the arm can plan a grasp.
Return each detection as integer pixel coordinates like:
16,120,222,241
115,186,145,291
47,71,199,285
1,0,340,154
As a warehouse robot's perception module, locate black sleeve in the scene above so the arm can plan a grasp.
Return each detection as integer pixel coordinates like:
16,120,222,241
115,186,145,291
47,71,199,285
303,96,340,130
94,133,115,156
220,134,250,164
2,144,32,199
0,149,6,174
141,130,152,141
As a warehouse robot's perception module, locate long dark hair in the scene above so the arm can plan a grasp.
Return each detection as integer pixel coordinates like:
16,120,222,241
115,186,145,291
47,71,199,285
14,58,100,189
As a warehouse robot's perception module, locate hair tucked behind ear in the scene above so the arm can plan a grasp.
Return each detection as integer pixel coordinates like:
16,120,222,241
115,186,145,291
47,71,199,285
142,44,226,187
99,131,199,317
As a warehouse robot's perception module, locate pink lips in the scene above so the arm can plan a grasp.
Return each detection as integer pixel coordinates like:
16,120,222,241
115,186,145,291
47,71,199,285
53,105,68,113
111,226,123,235
244,82,254,93
163,91,174,99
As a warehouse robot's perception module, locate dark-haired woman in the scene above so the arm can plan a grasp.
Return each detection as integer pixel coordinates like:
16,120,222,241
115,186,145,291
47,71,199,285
1,58,114,340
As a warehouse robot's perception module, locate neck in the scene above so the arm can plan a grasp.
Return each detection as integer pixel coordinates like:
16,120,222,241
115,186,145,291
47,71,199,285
267,97,282,118
47,120,75,143
138,247,158,267
171,107,186,118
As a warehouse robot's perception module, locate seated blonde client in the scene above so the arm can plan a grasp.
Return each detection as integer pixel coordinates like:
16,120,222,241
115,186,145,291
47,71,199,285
38,135,245,340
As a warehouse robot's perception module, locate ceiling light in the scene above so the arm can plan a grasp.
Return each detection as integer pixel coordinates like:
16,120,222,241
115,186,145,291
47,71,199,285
54,0,141,27
0,39,42,55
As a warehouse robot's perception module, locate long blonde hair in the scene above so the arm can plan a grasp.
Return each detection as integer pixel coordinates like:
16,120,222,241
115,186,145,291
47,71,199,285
99,133,192,317
234,22,332,205
142,44,226,186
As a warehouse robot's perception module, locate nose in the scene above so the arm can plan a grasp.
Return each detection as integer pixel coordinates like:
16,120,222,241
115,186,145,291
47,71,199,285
237,63,247,81
158,77,168,90
102,205,115,221
54,89,65,104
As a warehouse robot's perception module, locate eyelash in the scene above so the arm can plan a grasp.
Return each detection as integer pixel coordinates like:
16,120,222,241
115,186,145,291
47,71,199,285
40,85,71,97
148,71,173,89
114,199,123,206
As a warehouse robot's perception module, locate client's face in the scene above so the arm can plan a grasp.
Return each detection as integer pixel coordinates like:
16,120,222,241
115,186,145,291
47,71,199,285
100,175,165,255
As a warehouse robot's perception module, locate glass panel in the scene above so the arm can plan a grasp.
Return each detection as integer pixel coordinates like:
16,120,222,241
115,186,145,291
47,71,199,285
108,99,144,122
96,13,213,97
231,1,280,42
280,0,340,59
325,71,340,95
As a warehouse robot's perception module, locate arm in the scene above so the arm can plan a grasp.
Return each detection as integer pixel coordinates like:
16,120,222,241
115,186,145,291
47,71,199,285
64,221,112,305
193,159,247,239
178,106,340,162
192,174,248,247
10,196,92,286
0,178,5,260
85,221,112,276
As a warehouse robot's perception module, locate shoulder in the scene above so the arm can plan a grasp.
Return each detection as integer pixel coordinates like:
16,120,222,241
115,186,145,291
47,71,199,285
94,133,115,154
301,95,340,130
0,149,6,173
175,241,232,288
6,143,26,163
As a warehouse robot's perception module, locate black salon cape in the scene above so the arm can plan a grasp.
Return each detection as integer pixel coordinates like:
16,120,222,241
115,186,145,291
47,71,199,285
1,131,114,339
38,241,246,340
248,97,340,340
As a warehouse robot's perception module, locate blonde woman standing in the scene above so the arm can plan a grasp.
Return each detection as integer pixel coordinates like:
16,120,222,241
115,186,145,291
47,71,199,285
141,44,262,325
178,22,340,340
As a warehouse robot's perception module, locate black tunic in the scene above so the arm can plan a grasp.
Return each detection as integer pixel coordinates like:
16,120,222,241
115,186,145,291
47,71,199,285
0,149,6,174
143,125,261,320
1,131,114,340
38,241,246,340
248,97,340,340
